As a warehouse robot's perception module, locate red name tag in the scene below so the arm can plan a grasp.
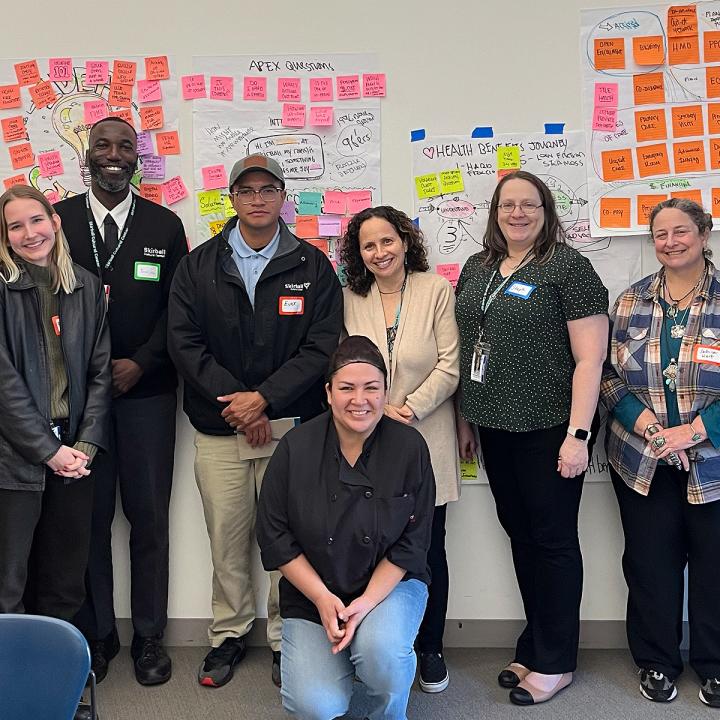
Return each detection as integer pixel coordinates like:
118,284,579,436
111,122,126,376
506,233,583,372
51,315,60,336
278,296,304,315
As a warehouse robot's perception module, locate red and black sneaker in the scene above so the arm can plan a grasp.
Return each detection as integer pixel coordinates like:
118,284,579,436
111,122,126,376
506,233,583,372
198,637,246,688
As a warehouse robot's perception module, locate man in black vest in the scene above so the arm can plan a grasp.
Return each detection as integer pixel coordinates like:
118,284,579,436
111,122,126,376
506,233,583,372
55,117,187,687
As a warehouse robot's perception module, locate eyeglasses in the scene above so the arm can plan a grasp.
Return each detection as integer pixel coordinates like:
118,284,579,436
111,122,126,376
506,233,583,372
497,202,544,215
230,187,283,204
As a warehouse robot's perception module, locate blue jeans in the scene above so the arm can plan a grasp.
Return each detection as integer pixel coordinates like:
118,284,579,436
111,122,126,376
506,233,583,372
281,579,428,720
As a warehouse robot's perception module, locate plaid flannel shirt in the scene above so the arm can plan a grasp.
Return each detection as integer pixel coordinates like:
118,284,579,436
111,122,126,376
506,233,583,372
601,264,720,504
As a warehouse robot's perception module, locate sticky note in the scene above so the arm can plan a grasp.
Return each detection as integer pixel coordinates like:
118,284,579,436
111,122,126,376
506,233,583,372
497,145,521,170
673,140,706,173
709,138,720,170
0,84,21,109
707,66,720,98
298,192,323,215
309,106,333,126
323,190,346,214
634,109,667,142
182,74,206,100
224,196,235,218
139,183,163,204
594,82,619,107
439,169,465,193
309,77,333,102
280,200,296,224
712,188,720,217
14,60,40,87
637,194,667,224
208,220,226,236
709,103,720,134
340,216,351,236
669,35,699,65
601,149,635,181
599,197,631,228
49,57,73,82
1,116,26,143
593,107,618,132
156,130,181,155
243,76,267,101
141,154,165,180
305,238,330,254
318,215,342,237
85,60,109,85
594,38,625,70
198,189,223,216
282,103,306,128
347,190,372,214
705,31,720,63
209,76,233,101
29,81,57,109
3,174,26,190
436,263,461,288
671,189,703,204
137,79,162,103
460,458,479,481
634,72,665,105
110,109,134,126
9,142,34,170
139,105,164,131
108,81,132,107
277,78,301,102
162,176,189,205
37,151,64,178
202,164,228,190
633,36,665,65
136,131,154,156
295,215,320,238
145,56,170,81
668,4,698,36
113,60,137,86
336,75,360,100
671,104,703,138
362,73,386,97
84,100,109,125
636,144,671,177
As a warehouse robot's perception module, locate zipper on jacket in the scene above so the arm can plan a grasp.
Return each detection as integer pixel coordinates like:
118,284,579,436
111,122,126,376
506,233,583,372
31,287,53,429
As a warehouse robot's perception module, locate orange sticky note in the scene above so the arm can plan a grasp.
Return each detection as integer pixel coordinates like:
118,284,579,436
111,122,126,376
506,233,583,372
3,174,26,190
712,188,720,217
594,38,625,70
707,66,720,98
671,104,704,138
705,31,720,62
634,73,665,105
667,5,698,37
294,215,319,239
9,142,34,170
1,116,26,143
109,81,132,107
0,84,21,109
668,35,699,65
637,194,667,225
636,143,671,177
29,81,57,109
673,140,706,173
635,109,667,142
599,198,631,228
139,105,164,131
671,189,703,204
14,60,40,87
110,109,134,126
156,130,180,155
145,56,170,81
709,138,720,170
113,60,137,86
139,183,163,204
601,149,634,181
633,36,665,65
709,103,720,134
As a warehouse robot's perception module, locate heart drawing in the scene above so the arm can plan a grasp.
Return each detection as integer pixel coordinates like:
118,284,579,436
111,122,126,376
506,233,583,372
423,147,434,159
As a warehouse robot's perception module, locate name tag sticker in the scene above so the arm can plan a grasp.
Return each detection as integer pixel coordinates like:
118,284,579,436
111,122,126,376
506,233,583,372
279,296,304,315
134,261,160,282
693,344,720,365
51,315,60,336
505,281,537,299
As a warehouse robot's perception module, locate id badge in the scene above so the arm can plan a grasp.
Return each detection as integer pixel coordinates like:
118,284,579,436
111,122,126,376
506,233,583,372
471,341,491,383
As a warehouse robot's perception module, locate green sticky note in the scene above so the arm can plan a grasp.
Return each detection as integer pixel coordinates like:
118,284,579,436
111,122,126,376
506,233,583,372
224,195,236,218
198,190,223,216
497,145,521,169
415,172,440,199
439,169,464,194
298,191,323,216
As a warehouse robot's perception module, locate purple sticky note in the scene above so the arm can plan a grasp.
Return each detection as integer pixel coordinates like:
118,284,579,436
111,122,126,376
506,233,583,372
136,131,154,157
141,154,166,180
280,200,296,224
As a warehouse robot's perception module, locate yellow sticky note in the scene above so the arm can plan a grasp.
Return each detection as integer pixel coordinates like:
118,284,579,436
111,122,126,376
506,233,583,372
198,190,223,216
497,145,521,169
224,195,236,218
439,169,464,194
460,458,479,482
208,220,226,236
415,172,440,199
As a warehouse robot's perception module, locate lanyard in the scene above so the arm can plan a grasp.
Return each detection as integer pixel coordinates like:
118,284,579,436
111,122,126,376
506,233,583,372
85,192,136,272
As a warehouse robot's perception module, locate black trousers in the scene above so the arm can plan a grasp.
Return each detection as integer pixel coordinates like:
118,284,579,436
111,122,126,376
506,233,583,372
0,474,94,620
611,465,720,680
74,392,176,640
479,424,585,674
416,503,449,653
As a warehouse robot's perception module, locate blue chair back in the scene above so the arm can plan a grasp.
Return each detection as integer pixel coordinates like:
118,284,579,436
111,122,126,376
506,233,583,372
0,614,91,720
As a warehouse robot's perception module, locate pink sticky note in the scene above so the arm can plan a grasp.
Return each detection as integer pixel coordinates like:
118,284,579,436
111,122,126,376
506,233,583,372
209,76,233,101
309,77,333,102
436,263,461,288
202,164,228,190
85,60,109,85
282,103,306,128
84,100,109,125
243,76,267,101
46,190,61,205
162,176,189,205
362,73,386,97
137,79,162,103
323,191,346,214
38,150,64,178
340,216,351,236
277,77,301,102
182,74,206,100
48,57,73,83
310,106,333,126
346,190,373,214
336,75,361,100
592,106,618,131
280,200,296,224
594,82,619,107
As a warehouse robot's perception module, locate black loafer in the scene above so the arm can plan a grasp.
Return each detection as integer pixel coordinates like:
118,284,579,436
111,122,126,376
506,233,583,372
498,662,529,689
90,626,120,685
131,634,172,686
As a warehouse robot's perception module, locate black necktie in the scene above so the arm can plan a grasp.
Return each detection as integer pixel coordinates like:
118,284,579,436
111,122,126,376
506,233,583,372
103,214,119,254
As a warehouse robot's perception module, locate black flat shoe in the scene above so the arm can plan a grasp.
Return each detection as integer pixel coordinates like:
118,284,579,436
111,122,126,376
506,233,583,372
498,662,529,689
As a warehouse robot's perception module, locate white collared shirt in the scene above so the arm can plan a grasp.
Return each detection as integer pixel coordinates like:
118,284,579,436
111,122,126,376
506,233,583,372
88,188,133,240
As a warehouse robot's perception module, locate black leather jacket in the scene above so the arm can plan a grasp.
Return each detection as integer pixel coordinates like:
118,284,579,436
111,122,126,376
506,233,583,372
0,263,111,490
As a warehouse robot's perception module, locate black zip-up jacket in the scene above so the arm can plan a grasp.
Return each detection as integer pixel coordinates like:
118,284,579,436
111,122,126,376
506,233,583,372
0,264,112,491
168,218,343,435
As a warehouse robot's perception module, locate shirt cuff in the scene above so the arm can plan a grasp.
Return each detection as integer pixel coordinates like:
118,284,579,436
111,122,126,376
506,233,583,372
699,402,720,449
611,393,646,435
73,441,98,466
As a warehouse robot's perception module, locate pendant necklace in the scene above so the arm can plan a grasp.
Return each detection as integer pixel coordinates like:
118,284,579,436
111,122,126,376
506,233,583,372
663,267,706,339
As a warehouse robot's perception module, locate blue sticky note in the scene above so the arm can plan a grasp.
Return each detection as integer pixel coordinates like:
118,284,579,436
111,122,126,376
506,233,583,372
544,123,565,134
471,127,493,138
410,129,426,142
298,191,323,216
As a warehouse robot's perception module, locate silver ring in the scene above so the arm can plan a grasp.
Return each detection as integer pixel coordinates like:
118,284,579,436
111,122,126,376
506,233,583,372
668,452,682,469
652,436,667,448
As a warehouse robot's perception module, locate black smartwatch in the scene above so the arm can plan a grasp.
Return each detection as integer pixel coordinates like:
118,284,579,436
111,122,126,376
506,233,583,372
567,425,591,442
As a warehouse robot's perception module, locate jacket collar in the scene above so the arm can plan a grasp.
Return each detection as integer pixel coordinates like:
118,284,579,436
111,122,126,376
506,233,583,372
220,216,300,260
6,260,84,292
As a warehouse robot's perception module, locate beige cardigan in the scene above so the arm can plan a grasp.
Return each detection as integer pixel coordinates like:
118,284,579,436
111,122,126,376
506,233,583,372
343,271,461,505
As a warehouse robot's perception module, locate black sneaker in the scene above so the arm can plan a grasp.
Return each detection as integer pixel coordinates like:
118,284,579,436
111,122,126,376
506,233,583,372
418,651,449,693
131,634,172,686
198,637,246,688
90,627,120,684
271,650,282,688
700,678,720,707
639,669,677,702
